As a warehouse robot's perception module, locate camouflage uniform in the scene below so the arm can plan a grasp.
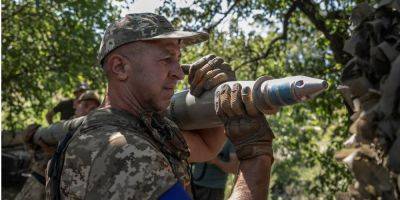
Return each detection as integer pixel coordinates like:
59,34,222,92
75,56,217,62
53,108,190,199
14,176,46,200
15,117,86,200
336,1,400,199
14,124,48,200
34,116,86,145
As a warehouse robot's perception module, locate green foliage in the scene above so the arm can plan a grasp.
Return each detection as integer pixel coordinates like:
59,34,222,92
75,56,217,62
2,0,121,130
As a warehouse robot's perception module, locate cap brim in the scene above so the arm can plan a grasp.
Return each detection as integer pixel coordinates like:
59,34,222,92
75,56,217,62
143,30,209,46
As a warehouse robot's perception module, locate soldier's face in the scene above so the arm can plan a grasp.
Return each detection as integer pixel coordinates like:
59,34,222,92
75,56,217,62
124,39,184,112
75,100,99,117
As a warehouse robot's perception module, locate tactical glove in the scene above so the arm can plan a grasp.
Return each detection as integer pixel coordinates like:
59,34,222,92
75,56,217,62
23,124,55,157
23,123,41,148
215,83,274,160
181,54,236,97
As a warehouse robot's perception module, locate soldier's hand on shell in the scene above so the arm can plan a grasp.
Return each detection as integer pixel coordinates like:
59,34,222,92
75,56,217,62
215,83,274,160
181,54,236,97
23,124,41,147
23,124,56,157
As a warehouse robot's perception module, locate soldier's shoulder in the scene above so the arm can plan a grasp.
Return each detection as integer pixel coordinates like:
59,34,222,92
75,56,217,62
68,109,161,158
60,116,86,130
84,129,177,199
62,109,178,199
85,108,142,127
69,121,150,153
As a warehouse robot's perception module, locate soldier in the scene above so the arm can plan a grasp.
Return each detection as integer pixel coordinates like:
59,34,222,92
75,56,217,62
46,13,275,199
191,140,239,200
45,83,89,124
15,91,100,200
73,90,100,118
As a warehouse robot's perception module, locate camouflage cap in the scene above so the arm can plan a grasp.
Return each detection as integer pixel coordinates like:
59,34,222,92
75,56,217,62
78,90,100,104
97,13,209,66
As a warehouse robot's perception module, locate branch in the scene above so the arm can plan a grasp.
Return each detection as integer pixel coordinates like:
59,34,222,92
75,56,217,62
237,3,297,70
325,10,348,20
2,2,32,22
295,0,350,65
204,0,239,33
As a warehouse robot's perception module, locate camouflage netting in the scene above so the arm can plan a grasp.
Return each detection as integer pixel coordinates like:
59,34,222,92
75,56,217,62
336,0,400,199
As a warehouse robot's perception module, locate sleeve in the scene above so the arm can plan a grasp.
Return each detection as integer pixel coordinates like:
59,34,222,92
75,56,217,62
227,140,235,153
219,140,236,162
53,100,67,113
85,132,177,200
34,123,65,145
34,117,85,145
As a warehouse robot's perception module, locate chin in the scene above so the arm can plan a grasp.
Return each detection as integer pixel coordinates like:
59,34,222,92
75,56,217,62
153,99,171,112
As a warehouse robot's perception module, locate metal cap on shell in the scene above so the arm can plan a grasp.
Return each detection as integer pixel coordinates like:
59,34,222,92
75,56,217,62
97,13,209,66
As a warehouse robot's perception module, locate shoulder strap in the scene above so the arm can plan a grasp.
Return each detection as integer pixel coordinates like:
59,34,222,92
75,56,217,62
47,118,86,200
31,171,46,185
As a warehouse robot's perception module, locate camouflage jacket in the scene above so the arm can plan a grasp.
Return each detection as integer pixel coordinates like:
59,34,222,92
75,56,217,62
15,176,46,200
35,116,86,146
54,108,190,199
30,117,86,176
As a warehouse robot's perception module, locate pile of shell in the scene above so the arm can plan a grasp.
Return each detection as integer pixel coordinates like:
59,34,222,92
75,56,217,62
336,0,400,199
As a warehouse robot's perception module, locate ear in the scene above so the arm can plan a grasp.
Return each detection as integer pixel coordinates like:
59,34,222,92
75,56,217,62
105,54,129,81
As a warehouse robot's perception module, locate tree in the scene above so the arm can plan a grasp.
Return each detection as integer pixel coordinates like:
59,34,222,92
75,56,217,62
2,0,121,130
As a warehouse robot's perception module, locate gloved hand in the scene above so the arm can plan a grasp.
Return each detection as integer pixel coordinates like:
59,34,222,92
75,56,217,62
23,124,55,157
181,54,236,97
215,83,274,160
23,123,41,148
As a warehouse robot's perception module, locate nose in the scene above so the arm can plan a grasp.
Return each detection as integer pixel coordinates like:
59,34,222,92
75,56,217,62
170,61,184,80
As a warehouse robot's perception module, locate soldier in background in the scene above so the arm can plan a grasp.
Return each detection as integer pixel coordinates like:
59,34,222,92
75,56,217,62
45,83,89,124
14,91,100,200
192,140,239,200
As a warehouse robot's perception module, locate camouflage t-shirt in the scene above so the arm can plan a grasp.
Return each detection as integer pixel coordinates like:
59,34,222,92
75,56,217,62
58,108,190,199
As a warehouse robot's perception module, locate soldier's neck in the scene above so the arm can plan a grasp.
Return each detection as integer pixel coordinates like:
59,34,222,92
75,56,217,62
105,85,148,118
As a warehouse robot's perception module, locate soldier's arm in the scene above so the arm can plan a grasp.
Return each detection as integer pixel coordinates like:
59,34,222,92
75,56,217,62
47,100,68,124
215,83,274,199
34,116,85,146
181,55,235,163
230,155,272,199
45,110,55,124
182,126,227,162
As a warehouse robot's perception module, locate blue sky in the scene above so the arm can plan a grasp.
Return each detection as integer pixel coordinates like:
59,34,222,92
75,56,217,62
115,0,191,15
113,0,270,35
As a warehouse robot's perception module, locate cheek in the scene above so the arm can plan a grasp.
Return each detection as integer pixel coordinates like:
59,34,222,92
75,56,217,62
88,104,97,112
133,73,162,95
139,65,168,90
83,106,90,112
